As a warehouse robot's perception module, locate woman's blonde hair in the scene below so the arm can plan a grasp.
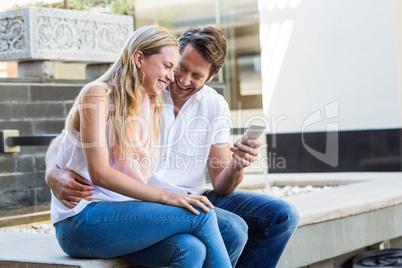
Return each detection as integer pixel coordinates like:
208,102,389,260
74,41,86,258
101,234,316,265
66,25,178,158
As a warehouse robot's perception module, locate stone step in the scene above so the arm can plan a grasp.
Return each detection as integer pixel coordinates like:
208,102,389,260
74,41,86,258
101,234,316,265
0,205,50,228
0,102,71,120
0,82,83,102
0,210,50,227
0,119,64,136
0,154,45,174
0,232,140,268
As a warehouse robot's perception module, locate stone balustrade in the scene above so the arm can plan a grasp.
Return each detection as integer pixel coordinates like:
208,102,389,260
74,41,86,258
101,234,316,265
0,7,133,63
0,7,134,78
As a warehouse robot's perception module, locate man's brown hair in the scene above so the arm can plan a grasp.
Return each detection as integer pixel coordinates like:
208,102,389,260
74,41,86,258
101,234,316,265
178,25,227,79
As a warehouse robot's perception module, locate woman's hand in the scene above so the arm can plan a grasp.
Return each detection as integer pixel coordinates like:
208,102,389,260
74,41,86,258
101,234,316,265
163,193,214,215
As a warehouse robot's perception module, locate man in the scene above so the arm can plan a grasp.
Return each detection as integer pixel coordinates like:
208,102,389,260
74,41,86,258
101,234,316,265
46,25,299,267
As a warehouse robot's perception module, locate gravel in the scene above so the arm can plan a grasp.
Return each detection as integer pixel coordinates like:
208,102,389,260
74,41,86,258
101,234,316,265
0,221,55,235
254,185,340,198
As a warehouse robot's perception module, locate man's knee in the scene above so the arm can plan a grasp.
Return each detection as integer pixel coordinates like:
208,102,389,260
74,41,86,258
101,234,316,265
263,198,300,233
280,200,300,232
288,202,300,228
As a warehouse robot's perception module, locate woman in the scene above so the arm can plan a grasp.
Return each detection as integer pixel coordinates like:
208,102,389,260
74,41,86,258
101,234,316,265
51,25,231,268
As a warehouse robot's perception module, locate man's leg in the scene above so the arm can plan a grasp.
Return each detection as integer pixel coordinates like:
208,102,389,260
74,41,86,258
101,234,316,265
205,189,300,268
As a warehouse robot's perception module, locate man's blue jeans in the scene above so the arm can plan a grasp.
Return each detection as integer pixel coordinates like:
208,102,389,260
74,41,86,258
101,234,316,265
205,189,300,268
54,201,232,268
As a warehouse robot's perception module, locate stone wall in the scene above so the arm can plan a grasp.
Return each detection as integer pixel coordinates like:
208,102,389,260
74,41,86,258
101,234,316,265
0,78,84,211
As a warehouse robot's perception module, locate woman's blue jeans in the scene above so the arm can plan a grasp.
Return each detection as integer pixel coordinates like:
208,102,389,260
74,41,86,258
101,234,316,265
54,201,231,268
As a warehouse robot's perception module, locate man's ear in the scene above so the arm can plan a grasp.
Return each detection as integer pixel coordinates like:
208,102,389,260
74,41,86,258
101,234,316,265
206,74,215,83
134,51,144,68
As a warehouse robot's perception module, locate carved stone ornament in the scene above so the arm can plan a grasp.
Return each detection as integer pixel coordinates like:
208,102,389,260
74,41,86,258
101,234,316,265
0,7,133,63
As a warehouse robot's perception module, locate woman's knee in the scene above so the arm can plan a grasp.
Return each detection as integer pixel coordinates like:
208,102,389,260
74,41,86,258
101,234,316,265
170,234,206,266
233,216,248,247
195,207,218,226
222,214,248,248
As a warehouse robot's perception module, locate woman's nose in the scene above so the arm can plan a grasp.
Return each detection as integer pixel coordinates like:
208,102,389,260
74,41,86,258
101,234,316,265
167,69,174,82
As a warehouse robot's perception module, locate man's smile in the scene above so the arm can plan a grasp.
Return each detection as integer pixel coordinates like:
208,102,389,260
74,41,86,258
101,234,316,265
175,79,193,91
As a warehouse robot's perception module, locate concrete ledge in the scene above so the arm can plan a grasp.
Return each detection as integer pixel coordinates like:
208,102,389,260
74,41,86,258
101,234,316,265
239,171,401,188
277,203,402,267
0,232,136,268
275,173,402,267
238,172,402,267
283,175,402,226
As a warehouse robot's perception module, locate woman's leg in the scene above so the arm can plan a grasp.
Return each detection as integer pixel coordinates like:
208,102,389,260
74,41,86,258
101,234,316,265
122,234,206,268
213,207,248,267
55,201,231,268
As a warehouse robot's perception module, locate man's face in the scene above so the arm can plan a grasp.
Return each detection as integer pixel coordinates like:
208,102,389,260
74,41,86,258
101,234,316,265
169,44,213,104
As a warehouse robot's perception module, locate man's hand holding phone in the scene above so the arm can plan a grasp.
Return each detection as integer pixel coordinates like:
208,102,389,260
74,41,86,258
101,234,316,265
230,124,265,169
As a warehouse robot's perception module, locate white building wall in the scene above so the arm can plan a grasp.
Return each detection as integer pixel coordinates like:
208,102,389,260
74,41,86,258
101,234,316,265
258,0,401,133
395,0,402,128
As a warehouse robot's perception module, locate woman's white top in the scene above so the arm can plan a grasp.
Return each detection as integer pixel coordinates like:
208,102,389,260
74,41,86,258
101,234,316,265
51,86,155,224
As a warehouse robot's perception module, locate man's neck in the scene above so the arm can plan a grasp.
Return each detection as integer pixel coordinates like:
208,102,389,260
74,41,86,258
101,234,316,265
166,85,190,117
173,100,185,117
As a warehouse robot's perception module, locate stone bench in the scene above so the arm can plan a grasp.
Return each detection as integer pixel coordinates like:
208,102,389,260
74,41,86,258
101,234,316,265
0,232,137,268
1,172,401,267
271,172,402,267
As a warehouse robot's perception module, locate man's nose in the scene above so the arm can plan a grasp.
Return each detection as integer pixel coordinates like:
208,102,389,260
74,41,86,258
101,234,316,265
179,73,191,86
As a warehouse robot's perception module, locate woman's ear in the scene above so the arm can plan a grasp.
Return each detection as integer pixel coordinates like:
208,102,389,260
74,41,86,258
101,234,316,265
134,51,144,68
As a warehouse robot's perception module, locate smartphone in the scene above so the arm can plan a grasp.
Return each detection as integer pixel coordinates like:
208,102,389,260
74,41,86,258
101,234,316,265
240,123,266,147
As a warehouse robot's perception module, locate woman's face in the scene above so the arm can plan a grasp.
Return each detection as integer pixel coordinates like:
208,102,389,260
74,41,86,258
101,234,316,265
139,45,179,97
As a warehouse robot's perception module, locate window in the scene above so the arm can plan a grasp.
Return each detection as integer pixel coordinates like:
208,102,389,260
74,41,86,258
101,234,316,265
134,0,262,109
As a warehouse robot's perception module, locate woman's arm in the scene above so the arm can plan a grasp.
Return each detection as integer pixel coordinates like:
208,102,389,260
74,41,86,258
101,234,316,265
80,87,212,214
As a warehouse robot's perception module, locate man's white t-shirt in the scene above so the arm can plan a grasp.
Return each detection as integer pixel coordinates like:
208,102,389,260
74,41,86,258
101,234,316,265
147,84,231,195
